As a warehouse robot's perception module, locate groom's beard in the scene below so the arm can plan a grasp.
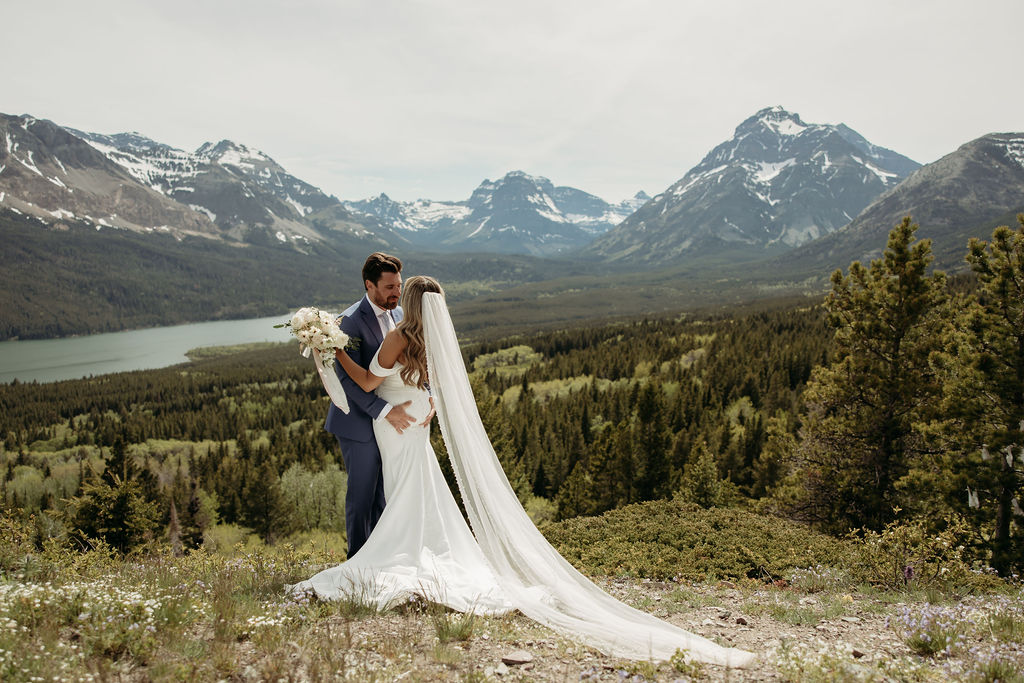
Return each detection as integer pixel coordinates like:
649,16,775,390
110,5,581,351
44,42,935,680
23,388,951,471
369,292,399,310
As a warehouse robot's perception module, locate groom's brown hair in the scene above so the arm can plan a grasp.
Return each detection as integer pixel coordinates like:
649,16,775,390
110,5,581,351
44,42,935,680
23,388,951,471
362,252,403,289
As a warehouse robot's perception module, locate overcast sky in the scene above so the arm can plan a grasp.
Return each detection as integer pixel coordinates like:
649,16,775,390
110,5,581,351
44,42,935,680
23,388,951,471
6,0,1022,203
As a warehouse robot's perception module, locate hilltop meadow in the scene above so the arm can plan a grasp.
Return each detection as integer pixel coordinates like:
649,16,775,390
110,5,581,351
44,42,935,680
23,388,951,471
2,217,1023,681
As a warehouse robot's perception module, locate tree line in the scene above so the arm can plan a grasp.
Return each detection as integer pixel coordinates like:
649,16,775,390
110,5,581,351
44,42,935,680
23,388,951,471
1,215,1021,575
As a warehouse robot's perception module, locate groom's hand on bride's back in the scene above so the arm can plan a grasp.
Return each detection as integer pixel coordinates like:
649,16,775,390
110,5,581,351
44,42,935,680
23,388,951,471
385,401,414,433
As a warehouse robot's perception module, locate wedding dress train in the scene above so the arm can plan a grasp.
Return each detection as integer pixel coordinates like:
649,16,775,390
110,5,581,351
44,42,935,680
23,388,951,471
295,293,755,667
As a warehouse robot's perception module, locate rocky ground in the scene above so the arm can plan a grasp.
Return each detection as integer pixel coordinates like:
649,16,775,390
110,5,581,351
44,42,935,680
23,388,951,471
256,577,964,682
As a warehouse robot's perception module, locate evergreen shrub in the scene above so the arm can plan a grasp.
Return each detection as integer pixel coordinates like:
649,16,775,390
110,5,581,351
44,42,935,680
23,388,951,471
544,499,852,581
846,515,1003,592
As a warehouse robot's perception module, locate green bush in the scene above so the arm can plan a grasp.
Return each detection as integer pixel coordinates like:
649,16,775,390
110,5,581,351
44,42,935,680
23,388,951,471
64,479,161,554
847,515,1001,592
544,499,853,581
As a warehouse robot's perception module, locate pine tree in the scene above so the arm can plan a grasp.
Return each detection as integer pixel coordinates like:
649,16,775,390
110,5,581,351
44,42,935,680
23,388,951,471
241,454,291,543
555,462,595,520
104,436,130,484
785,217,947,533
65,477,161,553
677,441,723,508
634,382,672,500
933,215,1024,574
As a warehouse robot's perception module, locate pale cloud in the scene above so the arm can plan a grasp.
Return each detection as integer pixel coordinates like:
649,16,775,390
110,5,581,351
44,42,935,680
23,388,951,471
3,0,1021,202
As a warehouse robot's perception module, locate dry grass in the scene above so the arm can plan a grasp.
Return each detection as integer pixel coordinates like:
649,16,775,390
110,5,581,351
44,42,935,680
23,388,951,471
2,531,1023,682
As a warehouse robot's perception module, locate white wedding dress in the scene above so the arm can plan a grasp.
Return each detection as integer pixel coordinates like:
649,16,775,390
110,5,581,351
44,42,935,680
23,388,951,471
294,352,512,615
295,293,755,668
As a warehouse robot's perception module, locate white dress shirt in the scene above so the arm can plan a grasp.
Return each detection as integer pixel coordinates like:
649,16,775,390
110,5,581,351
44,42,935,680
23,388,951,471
366,297,396,420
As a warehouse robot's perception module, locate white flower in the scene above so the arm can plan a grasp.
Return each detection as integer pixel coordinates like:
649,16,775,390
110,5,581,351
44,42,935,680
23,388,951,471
281,306,348,368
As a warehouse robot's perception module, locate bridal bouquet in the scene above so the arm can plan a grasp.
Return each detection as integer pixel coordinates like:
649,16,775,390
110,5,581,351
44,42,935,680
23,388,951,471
276,307,350,413
278,307,349,367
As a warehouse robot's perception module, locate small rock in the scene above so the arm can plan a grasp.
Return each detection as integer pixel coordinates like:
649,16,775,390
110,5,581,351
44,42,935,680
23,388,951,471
719,610,732,619
502,650,534,666
702,618,715,626
852,649,866,659
841,616,861,623
495,662,509,676
735,617,748,625
719,580,737,589
799,596,818,605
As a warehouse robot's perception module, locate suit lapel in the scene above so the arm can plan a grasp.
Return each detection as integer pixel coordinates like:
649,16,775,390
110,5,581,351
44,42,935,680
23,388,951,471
358,297,384,350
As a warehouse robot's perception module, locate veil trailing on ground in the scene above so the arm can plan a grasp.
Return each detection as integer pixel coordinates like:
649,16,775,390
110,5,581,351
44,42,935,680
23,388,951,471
422,293,755,667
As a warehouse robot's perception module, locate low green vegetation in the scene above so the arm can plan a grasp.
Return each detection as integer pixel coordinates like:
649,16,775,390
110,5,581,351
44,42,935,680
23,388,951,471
546,498,852,582
185,342,282,361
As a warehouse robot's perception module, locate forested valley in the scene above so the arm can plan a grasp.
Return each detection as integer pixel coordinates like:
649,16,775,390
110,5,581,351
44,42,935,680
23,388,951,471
2,216,1023,579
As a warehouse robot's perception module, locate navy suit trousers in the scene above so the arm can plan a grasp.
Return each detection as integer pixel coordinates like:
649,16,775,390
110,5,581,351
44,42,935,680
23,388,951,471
336,434,386,558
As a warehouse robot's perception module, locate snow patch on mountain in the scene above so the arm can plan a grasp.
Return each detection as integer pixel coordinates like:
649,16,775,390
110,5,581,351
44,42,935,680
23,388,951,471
752,158,796,184
1002,137,1024,170
674,165,728,196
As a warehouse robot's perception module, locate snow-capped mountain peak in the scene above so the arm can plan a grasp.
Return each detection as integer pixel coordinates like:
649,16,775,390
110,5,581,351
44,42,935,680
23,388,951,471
196,139,278,172
344,170,637,256
587,106,921,264
745,105,810,137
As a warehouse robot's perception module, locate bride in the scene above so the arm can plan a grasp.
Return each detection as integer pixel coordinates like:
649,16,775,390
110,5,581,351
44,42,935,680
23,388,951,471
293,276,755,668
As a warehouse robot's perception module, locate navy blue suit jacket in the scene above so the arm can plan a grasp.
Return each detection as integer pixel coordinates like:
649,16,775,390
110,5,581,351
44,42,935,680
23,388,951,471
324,296,403,442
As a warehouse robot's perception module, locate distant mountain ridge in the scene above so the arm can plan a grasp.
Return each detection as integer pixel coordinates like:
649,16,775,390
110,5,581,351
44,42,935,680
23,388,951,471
345,171,650,256
780,132,1024,273
587,106,920,266
66,128,391,247
1,112,644,257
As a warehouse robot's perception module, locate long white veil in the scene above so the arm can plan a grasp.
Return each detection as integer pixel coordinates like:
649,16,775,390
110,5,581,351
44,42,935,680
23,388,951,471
422,293,755,667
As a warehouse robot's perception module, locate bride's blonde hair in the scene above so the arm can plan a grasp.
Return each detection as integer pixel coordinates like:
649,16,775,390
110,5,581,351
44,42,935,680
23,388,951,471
397,275,444,389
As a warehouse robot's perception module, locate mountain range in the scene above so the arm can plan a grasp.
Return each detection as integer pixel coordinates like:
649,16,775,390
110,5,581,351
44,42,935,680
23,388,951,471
1,114,642,258
3,105,1024,340
345,173,649,256
586,106,921,266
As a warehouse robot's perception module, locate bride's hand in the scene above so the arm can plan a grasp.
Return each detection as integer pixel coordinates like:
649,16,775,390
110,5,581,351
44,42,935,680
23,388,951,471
419,397,436,427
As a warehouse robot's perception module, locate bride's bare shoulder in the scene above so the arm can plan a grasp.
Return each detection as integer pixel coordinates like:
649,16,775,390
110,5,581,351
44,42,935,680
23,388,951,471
378,329,408,368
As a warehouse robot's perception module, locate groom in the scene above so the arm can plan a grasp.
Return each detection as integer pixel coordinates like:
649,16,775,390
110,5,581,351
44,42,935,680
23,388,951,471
326,252,414,558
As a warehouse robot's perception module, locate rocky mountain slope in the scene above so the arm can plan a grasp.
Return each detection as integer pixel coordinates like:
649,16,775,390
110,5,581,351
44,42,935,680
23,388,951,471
0,114,219,237
781,132,1024,272
64,128,394,248
586,107,920,266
